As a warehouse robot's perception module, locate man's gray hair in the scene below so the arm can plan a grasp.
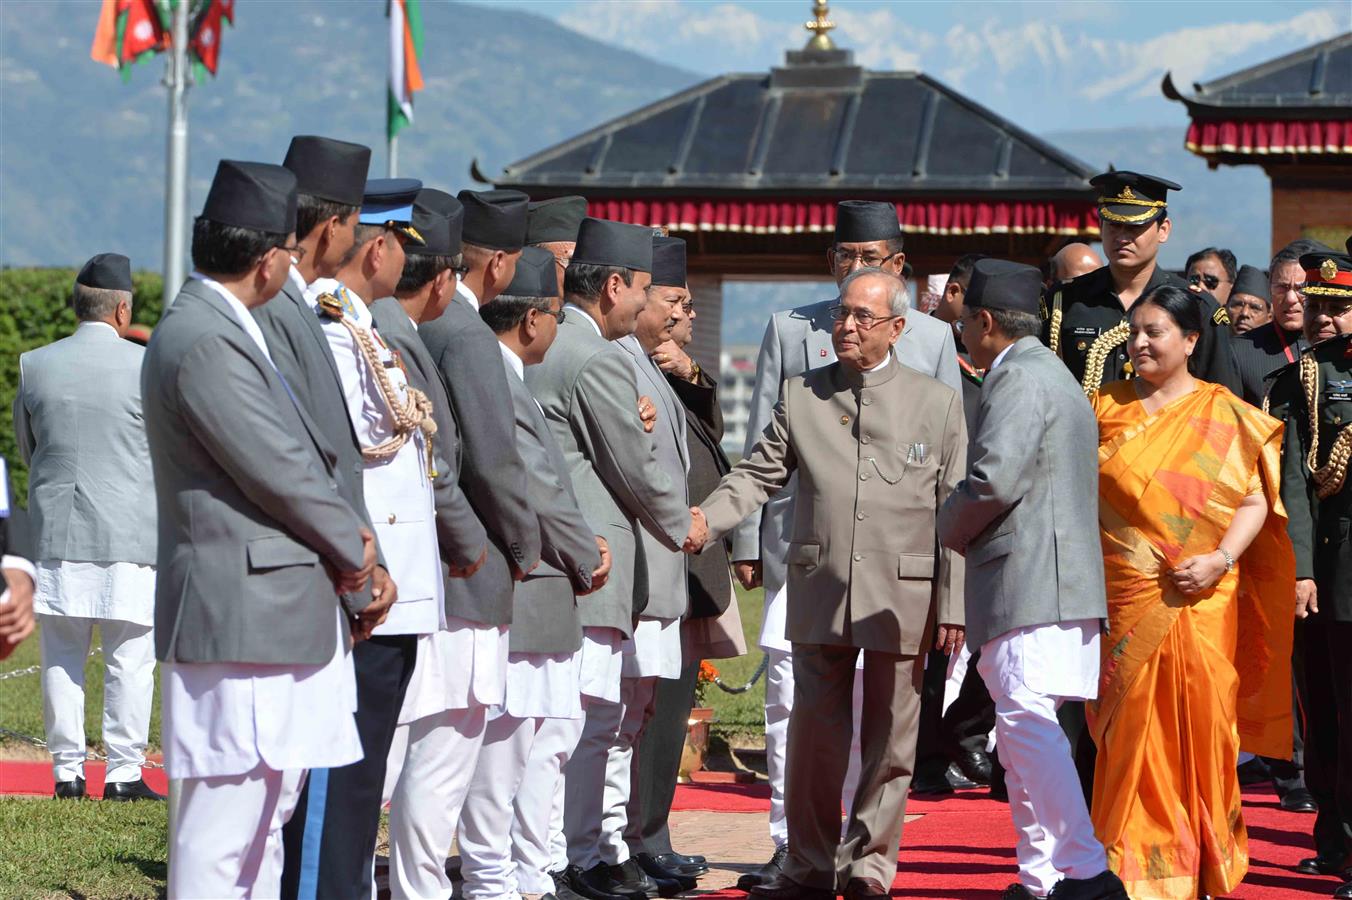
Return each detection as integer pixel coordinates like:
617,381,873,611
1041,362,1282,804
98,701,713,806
839,267,910,316
72,282,131,322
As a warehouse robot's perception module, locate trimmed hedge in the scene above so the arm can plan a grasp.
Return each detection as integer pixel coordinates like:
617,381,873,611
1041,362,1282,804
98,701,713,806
1,268,165,504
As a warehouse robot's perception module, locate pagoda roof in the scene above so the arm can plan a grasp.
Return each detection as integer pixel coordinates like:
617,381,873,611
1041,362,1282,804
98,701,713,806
1163,33,1352,120
494,51,1095,200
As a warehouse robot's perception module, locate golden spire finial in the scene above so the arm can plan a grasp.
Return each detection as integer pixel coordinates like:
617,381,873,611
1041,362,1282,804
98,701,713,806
804,0,836,52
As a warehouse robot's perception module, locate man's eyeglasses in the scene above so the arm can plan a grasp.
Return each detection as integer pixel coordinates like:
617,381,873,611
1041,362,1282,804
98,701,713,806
680,300,694,315
539,304,566,323
828,304,900,329
830,249,902,271
1187,272,1228,290
279,243,307,262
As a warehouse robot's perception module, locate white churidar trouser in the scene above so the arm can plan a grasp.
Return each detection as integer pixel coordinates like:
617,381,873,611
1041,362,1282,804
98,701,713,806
387,706,488,900
564,692,624,869
459,707,540,900
978,621,1106,897
167,764,305,899
601,675,658,861
764,646,864,848
522,714,586,887
39,614,155,783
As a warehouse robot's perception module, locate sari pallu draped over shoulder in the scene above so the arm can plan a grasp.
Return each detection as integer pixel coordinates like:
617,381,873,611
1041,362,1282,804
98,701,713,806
1087,381,1295,899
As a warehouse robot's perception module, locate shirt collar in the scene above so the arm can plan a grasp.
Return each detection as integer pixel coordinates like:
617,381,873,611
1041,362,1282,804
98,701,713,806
76,321,118,337
498,341,525,382
565,303,603,337
190,271,274,364
866,350,893,373
989,343,1015,371
456,279,480,311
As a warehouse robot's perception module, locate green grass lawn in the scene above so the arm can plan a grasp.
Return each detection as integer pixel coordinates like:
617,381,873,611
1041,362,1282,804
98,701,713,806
0,590,767,898
0,622,164,756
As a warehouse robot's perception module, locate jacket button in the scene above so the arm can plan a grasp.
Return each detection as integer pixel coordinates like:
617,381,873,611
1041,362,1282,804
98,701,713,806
840,415,850,425
862,397,872,406
861,435,871,444
859,472,869,482
856,512,865,521
387,513,397,524
853,553,862,561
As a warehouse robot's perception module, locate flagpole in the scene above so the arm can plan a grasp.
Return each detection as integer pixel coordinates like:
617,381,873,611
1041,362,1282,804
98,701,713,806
162,0,190,307
389,133,398,177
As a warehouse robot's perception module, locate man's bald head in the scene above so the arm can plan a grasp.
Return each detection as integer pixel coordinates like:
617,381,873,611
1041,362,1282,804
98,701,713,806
1050,243,1101,284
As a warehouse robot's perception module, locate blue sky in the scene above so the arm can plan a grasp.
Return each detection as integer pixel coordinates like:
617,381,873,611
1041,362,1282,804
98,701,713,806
489,0,1348,133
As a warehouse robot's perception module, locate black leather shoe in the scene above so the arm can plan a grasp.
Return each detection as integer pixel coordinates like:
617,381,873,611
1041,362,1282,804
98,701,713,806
737,845,789,892
550,867,595,900
636,852,703,883
910,772,955,795
946,761,979,790
954,749,993,786
748,873,835,900
1280,787,1319,813
1297,855,1349,876
1334,878,1352,899
1000,884,1037,899
841,877,889,900
53,777,86,800
103,779,166,802
580,861,656,900
654,851,706,870
1046,870,1128,900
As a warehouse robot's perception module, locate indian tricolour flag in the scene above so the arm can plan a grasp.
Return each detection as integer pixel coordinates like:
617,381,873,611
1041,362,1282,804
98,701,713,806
388,0,425,140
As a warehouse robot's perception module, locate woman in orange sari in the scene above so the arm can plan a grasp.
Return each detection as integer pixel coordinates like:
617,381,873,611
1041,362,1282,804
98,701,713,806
1088,285,1296,899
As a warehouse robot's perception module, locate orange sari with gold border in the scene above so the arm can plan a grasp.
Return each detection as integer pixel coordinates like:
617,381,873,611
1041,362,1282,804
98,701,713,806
1088,381,1295,899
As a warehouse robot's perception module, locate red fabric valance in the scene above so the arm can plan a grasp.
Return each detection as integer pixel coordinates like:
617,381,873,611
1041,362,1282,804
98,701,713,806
586,197,1100,237
1185,118,1352,156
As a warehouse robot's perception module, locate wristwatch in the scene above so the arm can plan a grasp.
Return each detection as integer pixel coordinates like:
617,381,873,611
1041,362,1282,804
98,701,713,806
1218,547,1235,573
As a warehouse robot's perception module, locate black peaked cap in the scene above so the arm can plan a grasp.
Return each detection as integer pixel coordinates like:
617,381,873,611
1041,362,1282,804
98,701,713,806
835,200,902,244
409,189,464,257
282,135,370,207
76,253,133,292
1231,265,1269,302
202,160,297,234
966,258,1043,315
527,196,588,245
501,246,558,299
651,236,687,288
571,218,653,273
1091,171,1181,226
458,189,529,251
1300,252,1352,301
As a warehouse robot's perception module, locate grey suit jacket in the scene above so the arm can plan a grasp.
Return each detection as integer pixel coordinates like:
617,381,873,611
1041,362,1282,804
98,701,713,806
252,275,379,610
369,298,487,571
142,279,367,665
14,323,156,565
732,298,962,594
616,335,690,621
503,354,601,654
524,312,692,635
702,356,966,655
419,293,542,626
937,337,1107,649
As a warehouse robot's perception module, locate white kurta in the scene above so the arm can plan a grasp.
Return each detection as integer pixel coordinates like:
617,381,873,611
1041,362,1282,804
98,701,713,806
398,617,510,725
505,650,582,720
312,278,443,638
162,610,361,780
578,626,624,703
621,615,682,679
34,559,155,626
978,620,1100,702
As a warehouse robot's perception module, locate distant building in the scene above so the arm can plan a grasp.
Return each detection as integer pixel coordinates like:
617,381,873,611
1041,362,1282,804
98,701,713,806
718,344,760,457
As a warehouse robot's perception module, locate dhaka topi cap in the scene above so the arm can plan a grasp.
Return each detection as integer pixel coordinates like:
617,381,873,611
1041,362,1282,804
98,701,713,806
500,246,558,299
965,258,1043,315
408,189,464,257
201,160,298,234
1231,265,1269,303
458,189,529,251
1090,171,1181,226
1299,252,1352,302
651,236,687,288
834,200,902,244
360,178,425,246
527,196,588,246
76,253,133,293
571,218,653,273
282,135,371,207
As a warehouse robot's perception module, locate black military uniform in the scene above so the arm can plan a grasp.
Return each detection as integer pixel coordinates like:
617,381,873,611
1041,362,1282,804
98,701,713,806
1270,251,1352,895
1044,172,1242,396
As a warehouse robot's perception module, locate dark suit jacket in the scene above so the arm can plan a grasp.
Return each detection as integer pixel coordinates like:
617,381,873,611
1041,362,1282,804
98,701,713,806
667,369,732,619
1231,322,1305,407
418,293,542,625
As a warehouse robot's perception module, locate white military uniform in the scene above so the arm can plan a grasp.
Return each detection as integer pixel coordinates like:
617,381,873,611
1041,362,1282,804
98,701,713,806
356,295,510,900
162,275,363,900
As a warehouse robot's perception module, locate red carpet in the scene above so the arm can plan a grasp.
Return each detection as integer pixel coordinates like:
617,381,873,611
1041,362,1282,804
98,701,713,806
0,762,1339,896
673,779,1335,899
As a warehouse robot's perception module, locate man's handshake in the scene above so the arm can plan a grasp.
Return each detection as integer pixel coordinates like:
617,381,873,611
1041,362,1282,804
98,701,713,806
682,506,709,554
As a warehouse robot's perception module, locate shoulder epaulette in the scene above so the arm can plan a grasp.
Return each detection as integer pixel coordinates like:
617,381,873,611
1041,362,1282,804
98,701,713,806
1212,306,1230,326
317,292,345,320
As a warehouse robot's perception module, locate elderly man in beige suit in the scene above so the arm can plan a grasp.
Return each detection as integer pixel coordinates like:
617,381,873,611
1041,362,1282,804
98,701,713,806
687,267,965,900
